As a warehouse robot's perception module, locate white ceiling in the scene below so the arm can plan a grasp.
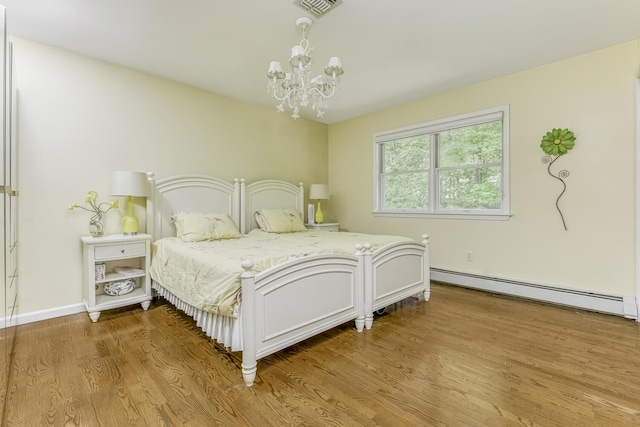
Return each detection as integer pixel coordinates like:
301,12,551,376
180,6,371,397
2,0,640,124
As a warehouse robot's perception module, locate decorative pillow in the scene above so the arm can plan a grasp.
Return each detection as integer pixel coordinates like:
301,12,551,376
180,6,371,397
172,212,241,242
254,208,307,233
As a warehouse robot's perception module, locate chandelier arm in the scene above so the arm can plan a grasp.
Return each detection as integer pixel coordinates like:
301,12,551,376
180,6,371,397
269,85,297,103
307,84,337,99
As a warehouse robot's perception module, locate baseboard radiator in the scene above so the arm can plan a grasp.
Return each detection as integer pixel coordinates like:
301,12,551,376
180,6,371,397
431,268,638,320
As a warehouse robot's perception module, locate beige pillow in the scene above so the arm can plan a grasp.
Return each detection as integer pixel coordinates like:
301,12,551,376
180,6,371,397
172,212,241,242
255,208,307,233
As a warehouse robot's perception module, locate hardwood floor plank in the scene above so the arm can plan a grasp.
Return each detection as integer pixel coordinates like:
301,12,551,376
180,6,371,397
5,284,640,426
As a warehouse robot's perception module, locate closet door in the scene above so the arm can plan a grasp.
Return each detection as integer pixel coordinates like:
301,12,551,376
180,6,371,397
0,5,13,424
5,40,16,330
0,4,6,421
4,39,17,340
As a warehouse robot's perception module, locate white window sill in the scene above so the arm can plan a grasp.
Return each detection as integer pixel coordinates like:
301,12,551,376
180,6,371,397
372,211,512,221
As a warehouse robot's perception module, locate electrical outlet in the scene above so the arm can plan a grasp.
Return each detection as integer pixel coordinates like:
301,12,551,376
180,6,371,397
466,250,473,261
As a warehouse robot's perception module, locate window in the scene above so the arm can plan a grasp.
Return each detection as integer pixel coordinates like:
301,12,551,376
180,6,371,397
374,106,510,219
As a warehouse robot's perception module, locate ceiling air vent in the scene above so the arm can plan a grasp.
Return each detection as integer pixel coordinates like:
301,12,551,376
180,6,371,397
293,0,343,17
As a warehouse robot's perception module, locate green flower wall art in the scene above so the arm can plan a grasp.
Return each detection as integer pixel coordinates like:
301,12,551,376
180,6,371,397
540,128,576,231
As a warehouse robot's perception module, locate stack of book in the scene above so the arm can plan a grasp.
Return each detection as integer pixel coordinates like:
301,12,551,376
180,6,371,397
114,266,145,277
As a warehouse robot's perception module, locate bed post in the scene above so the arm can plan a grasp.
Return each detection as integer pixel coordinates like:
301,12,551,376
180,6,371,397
354,244,365,332
423,234,431,301
146,172,155,237
296,182,305,220
240,260,257,386
357,242,373,330
233,178,241,228
239,179,247,234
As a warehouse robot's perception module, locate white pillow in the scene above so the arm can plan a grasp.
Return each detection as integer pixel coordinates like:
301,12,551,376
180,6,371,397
254,208,307,233
172,212,241,242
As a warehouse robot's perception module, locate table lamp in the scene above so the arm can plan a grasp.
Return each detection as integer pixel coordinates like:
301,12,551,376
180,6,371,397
309,184,329,224
110,171,150,235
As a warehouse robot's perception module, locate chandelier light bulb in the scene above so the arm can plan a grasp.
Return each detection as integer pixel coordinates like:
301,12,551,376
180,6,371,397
266,17,344,119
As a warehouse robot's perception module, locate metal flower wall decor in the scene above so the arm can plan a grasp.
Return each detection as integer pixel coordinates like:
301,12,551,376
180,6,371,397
540,128,576,231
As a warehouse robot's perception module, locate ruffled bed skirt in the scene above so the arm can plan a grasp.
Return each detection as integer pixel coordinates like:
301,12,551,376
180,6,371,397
153,281,243,352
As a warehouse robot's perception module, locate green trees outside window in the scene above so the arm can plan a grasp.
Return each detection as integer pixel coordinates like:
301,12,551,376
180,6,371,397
438,122,502,210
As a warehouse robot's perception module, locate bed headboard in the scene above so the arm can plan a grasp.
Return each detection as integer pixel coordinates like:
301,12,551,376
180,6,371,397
147,174,241,240
241,180,304,233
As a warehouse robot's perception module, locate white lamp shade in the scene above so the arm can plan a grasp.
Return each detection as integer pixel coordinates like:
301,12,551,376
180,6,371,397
309,184,329,200
327,57,342,68
110,171,150,197
268,61,282,73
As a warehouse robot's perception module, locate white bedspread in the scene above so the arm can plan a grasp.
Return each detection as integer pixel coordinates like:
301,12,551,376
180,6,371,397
150,230,412,317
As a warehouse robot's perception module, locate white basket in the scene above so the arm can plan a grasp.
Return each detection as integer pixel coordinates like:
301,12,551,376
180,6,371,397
104,279,135,296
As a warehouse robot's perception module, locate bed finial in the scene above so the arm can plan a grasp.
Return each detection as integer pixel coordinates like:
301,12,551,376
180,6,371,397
241,259,254,273
147,172,155,183
354,242,372,255
422,234,430,244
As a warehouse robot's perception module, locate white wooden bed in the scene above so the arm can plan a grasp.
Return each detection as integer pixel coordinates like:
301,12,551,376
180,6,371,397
147,173,430,387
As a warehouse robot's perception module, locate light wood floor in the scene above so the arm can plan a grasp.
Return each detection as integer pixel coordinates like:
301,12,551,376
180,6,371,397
4,283,640,426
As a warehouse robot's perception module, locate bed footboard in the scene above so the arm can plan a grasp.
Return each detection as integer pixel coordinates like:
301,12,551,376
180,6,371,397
240,254,362,387
363,234,430,328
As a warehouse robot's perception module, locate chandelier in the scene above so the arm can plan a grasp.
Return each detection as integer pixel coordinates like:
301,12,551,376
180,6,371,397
266,17,344,119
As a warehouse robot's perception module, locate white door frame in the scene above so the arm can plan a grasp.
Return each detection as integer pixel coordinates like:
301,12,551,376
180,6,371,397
636,79,640,321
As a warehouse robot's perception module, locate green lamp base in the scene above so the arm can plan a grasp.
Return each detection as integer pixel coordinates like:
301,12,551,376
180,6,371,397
315,201,324,224
121,195,139,235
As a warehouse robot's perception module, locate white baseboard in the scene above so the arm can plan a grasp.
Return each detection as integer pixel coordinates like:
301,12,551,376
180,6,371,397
2,303,87,328
431,268,638,319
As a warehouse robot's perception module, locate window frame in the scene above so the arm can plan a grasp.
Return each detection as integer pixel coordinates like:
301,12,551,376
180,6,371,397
373,105,511,220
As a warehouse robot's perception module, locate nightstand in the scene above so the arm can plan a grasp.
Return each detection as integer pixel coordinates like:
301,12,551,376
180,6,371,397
82,233,152,322
306,222,340,232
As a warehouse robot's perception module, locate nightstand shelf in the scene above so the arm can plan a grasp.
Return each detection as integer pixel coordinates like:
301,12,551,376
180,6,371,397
306,222,340,232
94,287,148,308
97,270,146,284
82,233,152,322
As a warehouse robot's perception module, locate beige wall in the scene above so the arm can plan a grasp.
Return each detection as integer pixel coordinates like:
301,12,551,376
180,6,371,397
329,41,638,297
14,37,328,314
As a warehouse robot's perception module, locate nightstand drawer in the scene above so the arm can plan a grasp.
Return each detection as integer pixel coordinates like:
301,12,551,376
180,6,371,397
94,242,146,260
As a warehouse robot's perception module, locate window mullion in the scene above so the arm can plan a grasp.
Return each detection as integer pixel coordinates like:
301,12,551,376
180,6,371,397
430,133,437,213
